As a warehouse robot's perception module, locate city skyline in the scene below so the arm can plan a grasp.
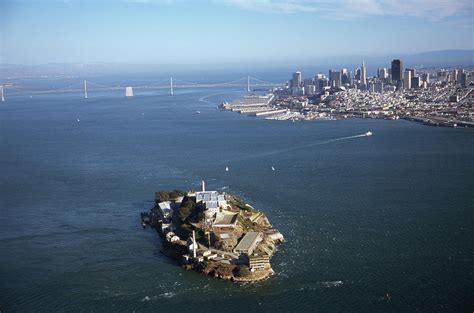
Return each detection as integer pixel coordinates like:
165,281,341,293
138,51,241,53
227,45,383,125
2,0,473,66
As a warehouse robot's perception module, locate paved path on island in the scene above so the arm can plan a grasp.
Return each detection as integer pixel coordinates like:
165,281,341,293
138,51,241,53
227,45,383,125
198,243,239,259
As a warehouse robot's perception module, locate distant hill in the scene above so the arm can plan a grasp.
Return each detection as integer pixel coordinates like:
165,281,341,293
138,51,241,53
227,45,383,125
403,50,474,67
1,50,473,79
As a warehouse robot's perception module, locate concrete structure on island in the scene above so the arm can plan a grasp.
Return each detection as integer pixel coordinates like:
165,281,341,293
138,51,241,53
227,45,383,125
234,231,263,255
194,181,227,219
158,201,172,219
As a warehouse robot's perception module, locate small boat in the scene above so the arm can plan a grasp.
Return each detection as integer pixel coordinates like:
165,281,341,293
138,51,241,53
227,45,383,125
366,131,372,136
196,111,201,114
271,166,275,171
225,166,229,172
76,118,80,122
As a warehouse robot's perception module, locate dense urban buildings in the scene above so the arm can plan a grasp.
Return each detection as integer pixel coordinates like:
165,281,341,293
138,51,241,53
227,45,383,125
223,58,473,127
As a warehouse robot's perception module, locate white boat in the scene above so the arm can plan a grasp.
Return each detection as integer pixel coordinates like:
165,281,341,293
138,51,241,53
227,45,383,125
76,118,80,122
196,111,201,114
225,166,229,172
366,131,372,136
271,166,275,171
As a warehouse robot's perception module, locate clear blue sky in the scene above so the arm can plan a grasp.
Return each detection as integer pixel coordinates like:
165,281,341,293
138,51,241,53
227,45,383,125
1,0,473,65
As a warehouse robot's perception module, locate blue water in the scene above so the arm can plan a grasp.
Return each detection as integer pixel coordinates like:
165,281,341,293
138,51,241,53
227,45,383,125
0,82,473,312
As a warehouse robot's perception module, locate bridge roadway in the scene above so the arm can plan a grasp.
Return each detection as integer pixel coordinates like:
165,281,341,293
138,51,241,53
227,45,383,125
2,76,285,97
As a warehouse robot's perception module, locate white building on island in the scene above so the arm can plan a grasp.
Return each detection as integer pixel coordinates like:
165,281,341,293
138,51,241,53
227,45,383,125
158,201,173,219
194,181,227,219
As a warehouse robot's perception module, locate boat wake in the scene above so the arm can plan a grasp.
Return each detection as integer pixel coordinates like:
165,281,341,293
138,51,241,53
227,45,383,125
222,133,371,164
198,90,242,104
298,281,344,291
321,280,344,288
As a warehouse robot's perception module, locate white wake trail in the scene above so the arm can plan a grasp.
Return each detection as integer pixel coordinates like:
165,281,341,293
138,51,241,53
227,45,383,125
198,90,242,104
222,133,370,164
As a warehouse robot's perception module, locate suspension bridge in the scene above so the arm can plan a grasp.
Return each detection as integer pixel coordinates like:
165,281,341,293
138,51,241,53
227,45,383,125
0,76,285,101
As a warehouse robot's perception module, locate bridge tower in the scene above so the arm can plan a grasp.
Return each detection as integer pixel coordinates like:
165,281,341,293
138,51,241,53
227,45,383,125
170,77,174,96
247,75,250,93
1,85,5,102
83,80,88,99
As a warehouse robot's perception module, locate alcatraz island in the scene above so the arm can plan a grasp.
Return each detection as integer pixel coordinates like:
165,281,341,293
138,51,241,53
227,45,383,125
141,181,284,282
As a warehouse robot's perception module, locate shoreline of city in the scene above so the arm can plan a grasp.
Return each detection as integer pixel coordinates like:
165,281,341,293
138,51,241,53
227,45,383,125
221,59,473,128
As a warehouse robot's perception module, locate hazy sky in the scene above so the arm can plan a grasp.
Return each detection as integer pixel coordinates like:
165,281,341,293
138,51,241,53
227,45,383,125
1,0,473,65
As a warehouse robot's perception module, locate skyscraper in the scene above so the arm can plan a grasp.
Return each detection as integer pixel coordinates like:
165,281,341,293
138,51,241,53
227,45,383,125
341,68,349,85
407,68,416,78
314,74,327,91
292,71,302,89
391,59,403,83
378,67,387,80
329,69,341,88
422,73,430,84
354,68,361,81
360,61,367,86
303,78,313,87
291,71,302,94
411,76,421,89
404,69,412,90
452,69,459,83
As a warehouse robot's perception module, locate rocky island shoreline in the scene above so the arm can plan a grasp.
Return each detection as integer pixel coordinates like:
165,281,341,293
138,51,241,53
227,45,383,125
141,181,284,282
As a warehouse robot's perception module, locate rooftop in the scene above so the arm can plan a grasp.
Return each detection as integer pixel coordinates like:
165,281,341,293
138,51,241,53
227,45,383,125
234,231,261,252
213,212,238,226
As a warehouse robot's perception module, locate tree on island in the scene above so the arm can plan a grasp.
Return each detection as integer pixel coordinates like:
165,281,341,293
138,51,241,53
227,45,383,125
179,206,192,221
155,190,186,204
234,265,251,277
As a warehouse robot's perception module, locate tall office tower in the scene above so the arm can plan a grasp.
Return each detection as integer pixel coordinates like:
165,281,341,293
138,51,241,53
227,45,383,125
329,70,341,88
411,76,421,89
374,81,384,93
460,72,467,86
304,85,316,96
318,78,329,90
457,69,465,83
378,67,388,80
404,70,412,90
303,78,314,87
354,68,361,81
341,68,349,85
292,71,302,88
314,74,325,91
422,73,430,84
407,68,416,78
391,59,403,83
360,61,367,85
452,69,459,83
